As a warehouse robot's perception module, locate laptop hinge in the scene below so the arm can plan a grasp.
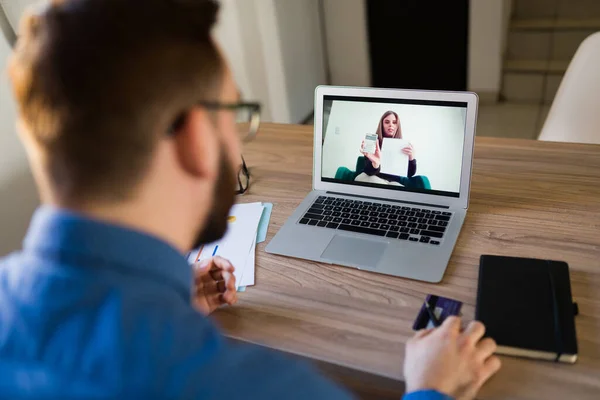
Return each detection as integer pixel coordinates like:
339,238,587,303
325,191,450,209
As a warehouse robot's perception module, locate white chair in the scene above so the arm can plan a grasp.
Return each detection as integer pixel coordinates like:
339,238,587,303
538,32,600,144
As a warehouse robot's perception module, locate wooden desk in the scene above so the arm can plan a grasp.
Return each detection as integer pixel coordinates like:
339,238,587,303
213,123,600,399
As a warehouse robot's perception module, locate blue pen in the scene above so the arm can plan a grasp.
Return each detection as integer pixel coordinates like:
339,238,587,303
212,245,219,257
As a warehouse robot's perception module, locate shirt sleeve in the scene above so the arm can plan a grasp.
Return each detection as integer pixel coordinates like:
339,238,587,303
408,159,417,178
363,157,380,176
403,390,454,400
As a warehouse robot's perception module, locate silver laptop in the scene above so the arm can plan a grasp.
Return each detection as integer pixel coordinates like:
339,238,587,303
266,86,477,283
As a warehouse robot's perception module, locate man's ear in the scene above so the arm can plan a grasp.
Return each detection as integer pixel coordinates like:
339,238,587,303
172,108,219,180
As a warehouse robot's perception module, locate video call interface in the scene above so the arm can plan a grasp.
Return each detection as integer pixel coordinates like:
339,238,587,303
320,95,468,198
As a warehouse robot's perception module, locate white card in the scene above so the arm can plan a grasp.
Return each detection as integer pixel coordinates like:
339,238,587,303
363,133,378,154
380,138,409,176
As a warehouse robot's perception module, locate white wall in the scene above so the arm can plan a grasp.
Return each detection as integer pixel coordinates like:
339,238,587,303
214,0,327,123
273,0,327,123
502,0,515,54
320,0,512,100
322,0,371,87
212,0,254,109
1,0,31,29
0,34,20,185
0,7,40,256
322,101,466,193
468,0,511,99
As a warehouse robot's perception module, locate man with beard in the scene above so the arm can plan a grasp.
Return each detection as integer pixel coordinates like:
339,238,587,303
0,0,500,399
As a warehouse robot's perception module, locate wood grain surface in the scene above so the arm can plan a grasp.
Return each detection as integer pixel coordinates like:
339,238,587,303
212,123,600,400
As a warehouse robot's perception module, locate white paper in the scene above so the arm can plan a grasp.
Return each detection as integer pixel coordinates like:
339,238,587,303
188,203,263,288
238,238,256,287
380,138,409,176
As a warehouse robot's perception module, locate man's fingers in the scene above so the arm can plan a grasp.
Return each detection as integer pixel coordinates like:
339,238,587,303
224,270,236,291
457,355,502,400
199,290,237,310
193,258,212,275
461,321,486,348
475,356,502,390
194,256,235,283
207,293,222,309
209,268,224,282
211,256,235,272
193,257,239,314
414,328,434,339
222,290,238,305
196,280,217,295
194,262,214,285
438,316,461,337
475,338,497,362
197,278,231,295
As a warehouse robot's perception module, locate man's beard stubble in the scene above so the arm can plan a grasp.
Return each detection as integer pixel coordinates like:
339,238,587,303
191,152,238,249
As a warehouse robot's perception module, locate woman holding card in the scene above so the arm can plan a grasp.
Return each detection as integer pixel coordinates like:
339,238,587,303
358,111,417,182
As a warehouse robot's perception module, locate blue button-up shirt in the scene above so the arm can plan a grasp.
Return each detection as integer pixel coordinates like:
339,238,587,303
0,206,449,399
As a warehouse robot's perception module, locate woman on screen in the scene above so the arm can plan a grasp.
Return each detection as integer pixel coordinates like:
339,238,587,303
359,111,416,180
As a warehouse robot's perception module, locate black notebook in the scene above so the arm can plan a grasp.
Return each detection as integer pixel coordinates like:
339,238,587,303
476,255,578,363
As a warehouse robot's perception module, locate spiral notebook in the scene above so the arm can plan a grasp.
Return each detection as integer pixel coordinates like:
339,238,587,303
475,255,578,364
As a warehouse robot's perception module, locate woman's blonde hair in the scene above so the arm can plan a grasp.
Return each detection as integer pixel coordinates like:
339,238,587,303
376,111,402,146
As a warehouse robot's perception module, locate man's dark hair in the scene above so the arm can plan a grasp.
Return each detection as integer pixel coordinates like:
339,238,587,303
9,0,224,204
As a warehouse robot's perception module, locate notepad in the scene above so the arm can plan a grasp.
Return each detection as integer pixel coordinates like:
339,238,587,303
475,255,578,363
380,138,409,176
188,203,263,289
188,202,273,291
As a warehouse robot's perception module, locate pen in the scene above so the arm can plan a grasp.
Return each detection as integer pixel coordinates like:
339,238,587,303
211,245,219,257
425,300,442,328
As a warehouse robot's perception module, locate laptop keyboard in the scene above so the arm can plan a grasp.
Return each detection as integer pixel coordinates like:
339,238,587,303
299,195,452,245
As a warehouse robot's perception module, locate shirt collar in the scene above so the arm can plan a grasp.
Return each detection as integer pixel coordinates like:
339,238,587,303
23,205,192,301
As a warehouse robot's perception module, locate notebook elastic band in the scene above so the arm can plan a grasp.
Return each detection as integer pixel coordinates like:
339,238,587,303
547,261,564,362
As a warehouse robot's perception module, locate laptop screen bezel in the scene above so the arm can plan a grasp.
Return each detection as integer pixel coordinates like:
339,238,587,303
312,86,478,210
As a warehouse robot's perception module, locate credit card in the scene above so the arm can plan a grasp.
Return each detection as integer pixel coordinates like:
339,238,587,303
412,294,463,330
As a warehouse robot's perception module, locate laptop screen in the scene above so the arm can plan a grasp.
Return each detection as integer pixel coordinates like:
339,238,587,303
321,95,468,198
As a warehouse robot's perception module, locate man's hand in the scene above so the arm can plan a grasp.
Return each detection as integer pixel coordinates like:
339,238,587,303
404,317,502,400
193,256,238,315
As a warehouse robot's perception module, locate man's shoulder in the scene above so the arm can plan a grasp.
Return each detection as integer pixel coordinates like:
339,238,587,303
0,252,220,394
0,253,351,398
0,251,20,271
0,251,33,297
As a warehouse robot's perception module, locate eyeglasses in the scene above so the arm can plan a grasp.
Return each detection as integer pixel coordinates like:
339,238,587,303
237,156,250,195
202,101,261,143
167,101,260,195
168,101,261,143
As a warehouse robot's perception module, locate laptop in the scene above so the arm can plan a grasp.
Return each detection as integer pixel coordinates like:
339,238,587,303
265,86,478,283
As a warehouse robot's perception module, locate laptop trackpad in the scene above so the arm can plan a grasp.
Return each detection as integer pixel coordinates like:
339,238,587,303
321,235,386,269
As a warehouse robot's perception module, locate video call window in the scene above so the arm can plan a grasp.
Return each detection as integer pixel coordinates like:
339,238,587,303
321,96,468,198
